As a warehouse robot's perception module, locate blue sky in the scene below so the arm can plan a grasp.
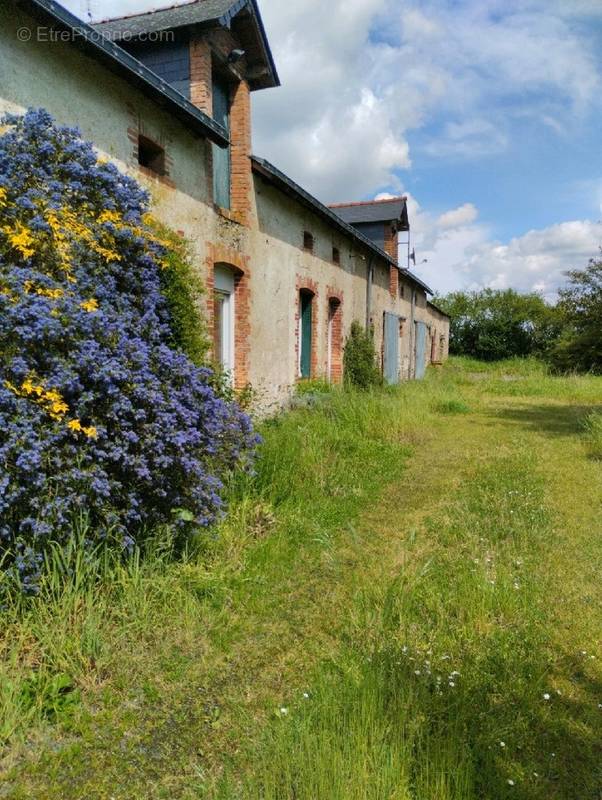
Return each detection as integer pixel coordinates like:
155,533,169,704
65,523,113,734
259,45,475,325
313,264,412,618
64,0,602,296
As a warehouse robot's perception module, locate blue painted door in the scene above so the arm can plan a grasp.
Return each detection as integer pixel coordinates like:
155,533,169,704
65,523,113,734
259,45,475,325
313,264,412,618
299,292,313,378
212,76,231,209
415,322,428,380
383,312,400,385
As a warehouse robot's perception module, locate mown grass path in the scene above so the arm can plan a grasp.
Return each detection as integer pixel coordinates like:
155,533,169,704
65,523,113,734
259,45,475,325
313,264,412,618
2,361,601,799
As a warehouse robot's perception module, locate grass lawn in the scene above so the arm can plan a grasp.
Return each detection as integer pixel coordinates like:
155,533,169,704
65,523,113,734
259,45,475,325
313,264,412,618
1,358,601,799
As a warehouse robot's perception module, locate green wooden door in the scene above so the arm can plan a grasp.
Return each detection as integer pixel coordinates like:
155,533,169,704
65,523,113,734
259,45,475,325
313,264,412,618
299,292,313,378
212,76,231,209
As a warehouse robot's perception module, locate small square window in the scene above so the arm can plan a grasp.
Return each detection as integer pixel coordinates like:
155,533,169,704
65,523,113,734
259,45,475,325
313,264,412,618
303,231,314,252
332,246,340,264
138,134,166,176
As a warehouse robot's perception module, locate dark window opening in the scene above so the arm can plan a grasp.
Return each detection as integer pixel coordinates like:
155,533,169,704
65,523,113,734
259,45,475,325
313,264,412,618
138,135,166,176
299,289,313,378
303,231,314,252
332,246,340,264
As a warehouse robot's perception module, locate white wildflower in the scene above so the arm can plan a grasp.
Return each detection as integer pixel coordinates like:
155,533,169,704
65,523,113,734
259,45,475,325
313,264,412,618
500,741,506,748
279,707,288,715
543,693,550,701
507,779,515,786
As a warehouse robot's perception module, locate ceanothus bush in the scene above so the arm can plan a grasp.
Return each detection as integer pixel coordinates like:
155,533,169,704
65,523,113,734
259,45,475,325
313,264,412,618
0,109,257,592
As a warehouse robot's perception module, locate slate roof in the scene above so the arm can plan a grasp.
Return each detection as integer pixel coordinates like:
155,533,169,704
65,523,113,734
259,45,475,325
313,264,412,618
329,197,409,229
15,0,229,146
251,157,432,295
93,0,279,90
94,1,241,37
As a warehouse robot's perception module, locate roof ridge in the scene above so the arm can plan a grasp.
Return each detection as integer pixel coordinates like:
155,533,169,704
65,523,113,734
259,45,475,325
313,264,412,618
329,197,407,208
94,0,200,26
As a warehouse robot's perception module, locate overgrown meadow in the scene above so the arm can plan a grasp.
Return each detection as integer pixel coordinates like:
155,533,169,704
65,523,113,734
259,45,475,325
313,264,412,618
1,359,601,799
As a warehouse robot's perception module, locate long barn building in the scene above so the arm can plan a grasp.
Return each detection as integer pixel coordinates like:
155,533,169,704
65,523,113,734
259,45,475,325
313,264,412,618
2,0,449,409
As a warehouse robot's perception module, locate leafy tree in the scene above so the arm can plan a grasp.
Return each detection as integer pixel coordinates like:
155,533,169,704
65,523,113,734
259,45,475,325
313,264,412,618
550,254,602,373
435,289,561,361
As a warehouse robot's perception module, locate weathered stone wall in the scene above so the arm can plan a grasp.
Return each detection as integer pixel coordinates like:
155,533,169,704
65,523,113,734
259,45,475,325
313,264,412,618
0,4,448,412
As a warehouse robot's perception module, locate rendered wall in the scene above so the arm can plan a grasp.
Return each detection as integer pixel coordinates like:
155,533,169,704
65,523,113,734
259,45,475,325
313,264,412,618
0,6,447,411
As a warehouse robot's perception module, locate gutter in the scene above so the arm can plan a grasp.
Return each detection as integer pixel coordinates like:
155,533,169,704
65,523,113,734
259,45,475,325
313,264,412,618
17,0,230,147
410,288,417,379
427,300,451,319
365,255,374,331
252,156,433,295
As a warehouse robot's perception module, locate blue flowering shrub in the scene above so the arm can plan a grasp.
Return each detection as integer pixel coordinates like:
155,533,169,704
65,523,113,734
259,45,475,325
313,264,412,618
0,110,257,592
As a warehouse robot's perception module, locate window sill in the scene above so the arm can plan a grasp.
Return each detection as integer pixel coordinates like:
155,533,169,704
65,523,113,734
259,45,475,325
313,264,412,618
214,204,244,225
138,165,176,189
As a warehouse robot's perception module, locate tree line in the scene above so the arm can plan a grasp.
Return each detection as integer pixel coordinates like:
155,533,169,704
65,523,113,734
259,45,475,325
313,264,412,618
435,253,602,372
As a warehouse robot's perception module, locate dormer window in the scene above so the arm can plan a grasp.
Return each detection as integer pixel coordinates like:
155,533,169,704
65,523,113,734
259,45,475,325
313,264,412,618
138,135,166,176
303,231,314,252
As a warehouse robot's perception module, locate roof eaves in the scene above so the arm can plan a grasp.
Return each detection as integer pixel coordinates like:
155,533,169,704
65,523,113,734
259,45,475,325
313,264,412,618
402,269,433,295
251,156,432,298
427,300,451,319
251,156,397,266
20,0,229,147
245,0,280,87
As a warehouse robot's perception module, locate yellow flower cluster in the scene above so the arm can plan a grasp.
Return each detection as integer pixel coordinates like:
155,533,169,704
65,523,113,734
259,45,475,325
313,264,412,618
5,377,97,438
0,187,7,207
6,377,69,420
80,298,99,313
23,280,64,300
67,419,98,439
3,222,35,259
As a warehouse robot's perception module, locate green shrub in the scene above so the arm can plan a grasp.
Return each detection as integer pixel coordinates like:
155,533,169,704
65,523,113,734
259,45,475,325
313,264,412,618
343,322,381,389
153,221,210,367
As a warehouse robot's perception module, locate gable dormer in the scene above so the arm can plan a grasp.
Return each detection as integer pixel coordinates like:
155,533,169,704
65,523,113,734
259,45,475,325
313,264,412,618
329,198,410,298
93,1,279,224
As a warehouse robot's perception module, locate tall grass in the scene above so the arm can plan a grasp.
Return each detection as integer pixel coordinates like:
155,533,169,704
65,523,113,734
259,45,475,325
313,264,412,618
0,378,463,754
583,411,602,459
235,452,575,799
2,359,602,799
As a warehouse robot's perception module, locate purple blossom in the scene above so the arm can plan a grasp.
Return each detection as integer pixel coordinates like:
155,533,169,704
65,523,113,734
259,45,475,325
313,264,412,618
0,109,258,593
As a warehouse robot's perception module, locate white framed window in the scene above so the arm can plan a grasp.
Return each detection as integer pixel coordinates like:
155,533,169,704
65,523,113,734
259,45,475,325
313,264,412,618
213,265,235,379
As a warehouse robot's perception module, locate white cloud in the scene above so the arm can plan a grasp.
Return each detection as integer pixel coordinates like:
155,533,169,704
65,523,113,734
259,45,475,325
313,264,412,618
59,0,602,298
437,203,479,229
413,216,601,297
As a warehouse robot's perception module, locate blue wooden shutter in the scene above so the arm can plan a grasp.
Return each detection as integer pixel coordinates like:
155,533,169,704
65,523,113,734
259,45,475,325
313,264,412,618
415,322,428,379
212,76,231,209
383,312,400,385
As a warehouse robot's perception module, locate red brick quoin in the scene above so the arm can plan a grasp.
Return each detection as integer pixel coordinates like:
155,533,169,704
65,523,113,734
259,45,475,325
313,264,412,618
326,289,344,384
295,276,319,380
206,242,251,390
384,223,399,297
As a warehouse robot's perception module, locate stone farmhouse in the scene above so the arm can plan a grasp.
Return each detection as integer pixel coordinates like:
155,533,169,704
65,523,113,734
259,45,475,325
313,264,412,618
2,0,449,408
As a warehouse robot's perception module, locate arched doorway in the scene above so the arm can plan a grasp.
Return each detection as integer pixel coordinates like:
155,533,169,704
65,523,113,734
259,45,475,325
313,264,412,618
298,289,314,379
